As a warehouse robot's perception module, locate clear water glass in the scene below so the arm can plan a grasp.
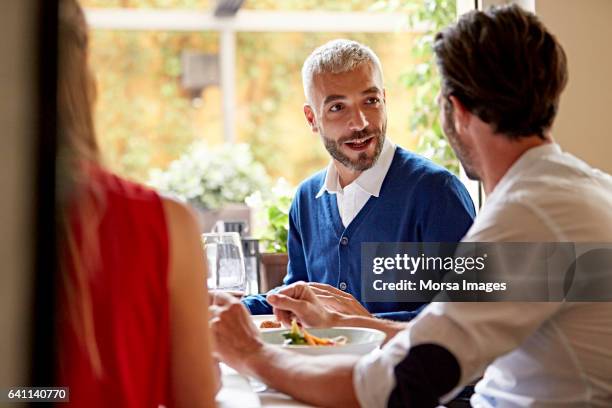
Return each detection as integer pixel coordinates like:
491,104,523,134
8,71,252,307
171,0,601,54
202,232,246,292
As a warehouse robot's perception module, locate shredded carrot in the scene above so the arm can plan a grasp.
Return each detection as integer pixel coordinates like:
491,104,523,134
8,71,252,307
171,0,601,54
303,330,317,346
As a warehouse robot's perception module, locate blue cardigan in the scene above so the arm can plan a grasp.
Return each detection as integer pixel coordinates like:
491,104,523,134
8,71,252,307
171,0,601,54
243,147,475,321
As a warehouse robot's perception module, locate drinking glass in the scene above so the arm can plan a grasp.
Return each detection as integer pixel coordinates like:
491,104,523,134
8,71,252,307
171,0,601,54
202,232,246,293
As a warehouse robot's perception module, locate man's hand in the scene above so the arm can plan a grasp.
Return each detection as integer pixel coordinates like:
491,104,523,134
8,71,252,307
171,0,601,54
307,283,372,317
214,288,362,408
209,292,263,372
267,281,340,328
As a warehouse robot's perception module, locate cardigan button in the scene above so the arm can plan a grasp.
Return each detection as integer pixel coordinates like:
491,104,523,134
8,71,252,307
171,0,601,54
340,236,349,246
339,282,348,291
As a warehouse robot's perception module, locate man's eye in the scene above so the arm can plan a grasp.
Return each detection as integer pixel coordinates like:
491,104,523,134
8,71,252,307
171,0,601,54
329,104,343,112
366,97,380,105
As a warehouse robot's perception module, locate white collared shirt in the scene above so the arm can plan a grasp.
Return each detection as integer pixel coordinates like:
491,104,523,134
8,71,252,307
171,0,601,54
353,143,612,408
316,138,396,227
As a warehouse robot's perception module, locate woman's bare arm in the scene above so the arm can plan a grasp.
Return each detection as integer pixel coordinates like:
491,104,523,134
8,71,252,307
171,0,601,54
164,198,219,407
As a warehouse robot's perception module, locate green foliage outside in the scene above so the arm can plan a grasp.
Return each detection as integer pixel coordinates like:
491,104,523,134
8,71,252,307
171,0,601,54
375,0,459,174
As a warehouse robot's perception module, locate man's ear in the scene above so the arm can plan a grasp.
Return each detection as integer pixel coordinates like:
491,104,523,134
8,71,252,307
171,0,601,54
448,95,470,134
303,104,318,133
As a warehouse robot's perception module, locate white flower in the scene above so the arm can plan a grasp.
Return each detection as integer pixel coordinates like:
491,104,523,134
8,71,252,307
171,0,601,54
147,142,271,210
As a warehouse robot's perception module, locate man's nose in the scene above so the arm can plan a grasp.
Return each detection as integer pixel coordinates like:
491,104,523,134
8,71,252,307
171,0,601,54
348,108,369,131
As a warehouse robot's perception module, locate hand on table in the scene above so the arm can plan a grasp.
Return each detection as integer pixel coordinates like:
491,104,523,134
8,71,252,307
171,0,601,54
307,283,372,317
209,292,263,372
267,281,339,328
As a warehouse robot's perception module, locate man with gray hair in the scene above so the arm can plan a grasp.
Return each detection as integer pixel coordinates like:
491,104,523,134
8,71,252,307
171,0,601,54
242,39,475,321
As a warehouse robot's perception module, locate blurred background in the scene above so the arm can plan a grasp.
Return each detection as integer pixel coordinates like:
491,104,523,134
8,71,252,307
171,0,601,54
81,0,458,186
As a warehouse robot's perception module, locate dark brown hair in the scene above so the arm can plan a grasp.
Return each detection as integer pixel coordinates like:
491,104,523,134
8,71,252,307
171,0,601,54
433,4,568,139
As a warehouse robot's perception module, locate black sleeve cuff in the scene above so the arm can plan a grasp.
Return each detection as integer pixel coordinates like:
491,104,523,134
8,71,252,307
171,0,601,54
387,343,461,408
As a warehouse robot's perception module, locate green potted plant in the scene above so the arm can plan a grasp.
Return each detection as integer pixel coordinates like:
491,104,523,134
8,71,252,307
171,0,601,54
148,142,270,231
246,179,294,292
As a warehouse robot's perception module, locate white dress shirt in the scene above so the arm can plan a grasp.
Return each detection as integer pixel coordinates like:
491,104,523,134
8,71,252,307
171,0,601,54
353,143,612,407
316,138,396,227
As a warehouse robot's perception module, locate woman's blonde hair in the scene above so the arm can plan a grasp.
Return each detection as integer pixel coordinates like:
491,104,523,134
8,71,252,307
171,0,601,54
58,0,104,378
58,0,98,165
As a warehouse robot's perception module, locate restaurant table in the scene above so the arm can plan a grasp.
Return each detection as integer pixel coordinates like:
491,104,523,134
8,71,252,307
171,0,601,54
216,360,470,408
216,364,314,408
215,314,472,407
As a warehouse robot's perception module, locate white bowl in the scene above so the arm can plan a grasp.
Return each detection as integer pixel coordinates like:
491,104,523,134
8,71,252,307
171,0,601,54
260,327,386,356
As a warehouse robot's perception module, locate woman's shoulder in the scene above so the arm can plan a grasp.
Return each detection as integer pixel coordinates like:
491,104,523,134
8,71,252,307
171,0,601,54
160,195,199,234
91,166,159,202
89,166,200,250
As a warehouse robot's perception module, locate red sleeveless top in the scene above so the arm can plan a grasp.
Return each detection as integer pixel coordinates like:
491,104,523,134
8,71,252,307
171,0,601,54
58,167,171,407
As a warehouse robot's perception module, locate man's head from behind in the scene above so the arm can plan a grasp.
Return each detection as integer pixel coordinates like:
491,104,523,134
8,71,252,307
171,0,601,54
433,5,568,180
302,39,387,172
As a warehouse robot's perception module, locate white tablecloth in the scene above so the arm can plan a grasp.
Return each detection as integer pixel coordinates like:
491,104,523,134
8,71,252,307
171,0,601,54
216,364,313,408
